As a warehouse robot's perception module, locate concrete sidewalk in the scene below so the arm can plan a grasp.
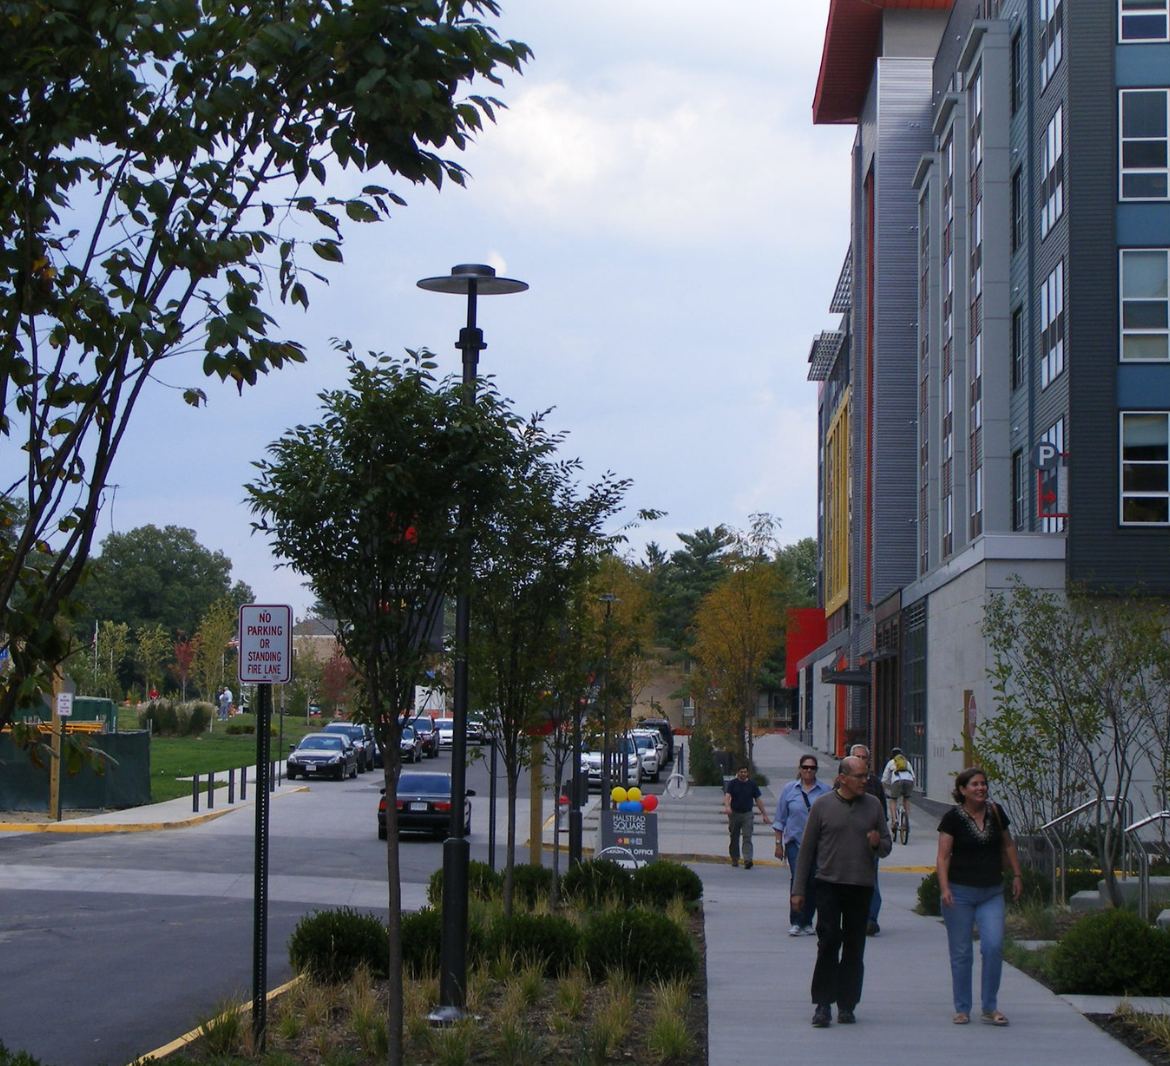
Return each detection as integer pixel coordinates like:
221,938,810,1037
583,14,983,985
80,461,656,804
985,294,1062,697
0,735,1154,1063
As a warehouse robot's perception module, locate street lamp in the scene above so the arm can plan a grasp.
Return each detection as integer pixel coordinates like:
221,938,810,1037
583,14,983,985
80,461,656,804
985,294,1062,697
417,263,527,1025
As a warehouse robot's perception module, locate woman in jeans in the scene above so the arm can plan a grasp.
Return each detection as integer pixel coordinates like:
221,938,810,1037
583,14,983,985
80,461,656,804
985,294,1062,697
936,767,1023,1026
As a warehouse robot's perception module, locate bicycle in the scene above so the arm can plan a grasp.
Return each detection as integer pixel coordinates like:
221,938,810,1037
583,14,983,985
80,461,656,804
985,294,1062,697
891,803,909,845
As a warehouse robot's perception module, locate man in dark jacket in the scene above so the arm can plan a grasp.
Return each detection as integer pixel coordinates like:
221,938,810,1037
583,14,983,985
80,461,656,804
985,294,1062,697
792,756,892,1027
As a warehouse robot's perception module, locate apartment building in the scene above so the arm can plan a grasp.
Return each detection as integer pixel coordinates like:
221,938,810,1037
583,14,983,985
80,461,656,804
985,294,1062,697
797,0,1170,802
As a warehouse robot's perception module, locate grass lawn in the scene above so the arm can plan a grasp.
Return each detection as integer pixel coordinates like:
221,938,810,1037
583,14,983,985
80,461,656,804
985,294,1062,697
145,713,324,803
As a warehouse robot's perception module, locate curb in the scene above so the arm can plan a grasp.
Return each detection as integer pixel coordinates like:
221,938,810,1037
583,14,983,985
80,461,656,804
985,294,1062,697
0,786,310,834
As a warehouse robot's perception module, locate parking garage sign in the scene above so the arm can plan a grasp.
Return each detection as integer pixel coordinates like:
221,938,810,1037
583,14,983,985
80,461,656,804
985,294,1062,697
238,605,292,684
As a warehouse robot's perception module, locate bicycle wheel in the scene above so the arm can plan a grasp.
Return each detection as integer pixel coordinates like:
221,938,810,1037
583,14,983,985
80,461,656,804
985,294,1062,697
898,812,909,845
665,771,689,799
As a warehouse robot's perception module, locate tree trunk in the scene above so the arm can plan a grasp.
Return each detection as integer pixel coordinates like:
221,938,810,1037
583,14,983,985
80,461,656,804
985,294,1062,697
383,757,404,1066
504,772,519,918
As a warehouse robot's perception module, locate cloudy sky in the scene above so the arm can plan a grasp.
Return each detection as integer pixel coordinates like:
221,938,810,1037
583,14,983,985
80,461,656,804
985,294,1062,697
104,0,854,619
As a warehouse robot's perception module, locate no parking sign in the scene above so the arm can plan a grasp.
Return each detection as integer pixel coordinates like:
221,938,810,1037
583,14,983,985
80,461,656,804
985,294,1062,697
238,605,292,684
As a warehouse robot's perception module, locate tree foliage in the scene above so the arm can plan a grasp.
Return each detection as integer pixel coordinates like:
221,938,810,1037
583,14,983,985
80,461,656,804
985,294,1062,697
192,595,237,701
74,525,252,643
0,0,529,731
980,581,1170,904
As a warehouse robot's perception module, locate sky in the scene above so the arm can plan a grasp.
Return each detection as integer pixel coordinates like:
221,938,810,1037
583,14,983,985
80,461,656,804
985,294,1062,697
100,0,854,621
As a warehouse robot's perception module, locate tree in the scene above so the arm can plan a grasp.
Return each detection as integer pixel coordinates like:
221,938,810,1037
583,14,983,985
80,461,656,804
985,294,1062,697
0,0,529,730
135,624,171,697
75,525,252,643
91,620,132,700
653,526,732,648
776,536,818,606
320,646,355,717
688,519,789,768
171,634,200,702
980,581,1170,904
246,351,530,1064
468,431,629,913
192,596,237,702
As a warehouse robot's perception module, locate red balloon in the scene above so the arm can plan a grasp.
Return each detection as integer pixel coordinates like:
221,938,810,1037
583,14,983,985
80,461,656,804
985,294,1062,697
642,794,659,812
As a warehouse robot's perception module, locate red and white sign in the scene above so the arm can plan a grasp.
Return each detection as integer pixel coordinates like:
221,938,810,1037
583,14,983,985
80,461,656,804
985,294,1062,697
238,605,293,684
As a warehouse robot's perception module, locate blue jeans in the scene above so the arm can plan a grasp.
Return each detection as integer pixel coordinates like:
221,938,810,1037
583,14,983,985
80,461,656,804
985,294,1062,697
869,858,881,922
786,839,816,926
942,882,1005,1015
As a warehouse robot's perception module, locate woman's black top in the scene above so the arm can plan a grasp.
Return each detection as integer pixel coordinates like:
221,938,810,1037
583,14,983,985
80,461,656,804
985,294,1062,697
937,803,1009,888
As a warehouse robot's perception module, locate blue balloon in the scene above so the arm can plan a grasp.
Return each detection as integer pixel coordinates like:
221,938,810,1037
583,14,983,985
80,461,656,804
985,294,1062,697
619,800,643,812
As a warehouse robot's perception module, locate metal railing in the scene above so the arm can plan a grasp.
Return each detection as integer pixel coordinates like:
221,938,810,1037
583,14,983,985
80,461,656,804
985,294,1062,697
1124,810,1170,921
1039,796,1133,905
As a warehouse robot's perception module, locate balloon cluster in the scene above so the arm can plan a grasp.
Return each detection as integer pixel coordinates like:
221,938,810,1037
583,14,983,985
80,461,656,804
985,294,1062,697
611,786,659,813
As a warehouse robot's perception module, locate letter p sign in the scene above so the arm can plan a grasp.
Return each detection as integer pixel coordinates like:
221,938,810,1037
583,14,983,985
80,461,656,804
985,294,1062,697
1031,441,1059,470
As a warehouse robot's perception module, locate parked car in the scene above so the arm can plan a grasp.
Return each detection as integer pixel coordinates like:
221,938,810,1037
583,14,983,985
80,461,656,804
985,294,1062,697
408,716,439,758
580,737,642,791
287,733,358,781
466,713,487,743
629,730,663,782
323,721,377,772
631,727,668,770
433,717,455,748
637,717,674,764
399,725,423,763
377,771,474,840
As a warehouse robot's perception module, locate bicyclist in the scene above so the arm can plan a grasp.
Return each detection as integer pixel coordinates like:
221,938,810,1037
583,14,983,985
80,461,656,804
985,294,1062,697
880,747,915,832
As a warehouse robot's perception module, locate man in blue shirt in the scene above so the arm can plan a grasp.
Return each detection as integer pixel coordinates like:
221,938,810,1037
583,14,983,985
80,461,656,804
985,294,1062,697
723,765,769,868
774,755,832,935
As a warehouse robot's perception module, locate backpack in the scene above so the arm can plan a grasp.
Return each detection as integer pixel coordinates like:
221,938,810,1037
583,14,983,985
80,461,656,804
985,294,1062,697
894,753,908,773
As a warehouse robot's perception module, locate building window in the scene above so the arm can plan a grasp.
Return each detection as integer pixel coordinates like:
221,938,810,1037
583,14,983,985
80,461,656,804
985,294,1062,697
1040,0,1064,90
1012,449,1028,531
1011,30,1025,114
1040,260,1066,388
1041,107,1064,237
1041,418,1066,533
1011,168,1025,253
1120,0,1170,42
1120,89,1170,201
1121,249,1170,361
1121,411,1170,524
1012,306,1026,389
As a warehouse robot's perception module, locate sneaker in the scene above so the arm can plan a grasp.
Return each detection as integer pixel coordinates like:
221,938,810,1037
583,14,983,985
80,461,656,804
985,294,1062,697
865,920,880,936
788,924,802,937
744,860,753,869
811,1006,832,1028
837,1008,856,1024
800,924,815,936
730,860,739,867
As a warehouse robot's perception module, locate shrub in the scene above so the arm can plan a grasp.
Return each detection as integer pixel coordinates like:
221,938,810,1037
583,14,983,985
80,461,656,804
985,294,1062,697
687,725,721,787
225,722,256,735
1051,908,1170,995
488,913,581,976
288,907,388,983
510,863,554,908
581,907,699,983
916,870,940,916
631,861,703,907
186,703,210,735
401,907,443,977
1011,864,1050,905
560,859,632,907
426,860,503,907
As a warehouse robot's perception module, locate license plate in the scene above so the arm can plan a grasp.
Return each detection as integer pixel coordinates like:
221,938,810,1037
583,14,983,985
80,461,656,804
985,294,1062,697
410,802,428,811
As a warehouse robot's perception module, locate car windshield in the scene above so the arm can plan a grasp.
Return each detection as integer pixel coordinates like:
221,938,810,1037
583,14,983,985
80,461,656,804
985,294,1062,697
402,727,416,740
632,735,653,751
326,724,361,737
299,735,343,751
435,720,453,732
409,719,433,733
398,773,452,795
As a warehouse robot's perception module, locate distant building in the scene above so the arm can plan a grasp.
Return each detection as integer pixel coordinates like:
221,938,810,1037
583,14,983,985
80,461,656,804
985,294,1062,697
798,0,1170,801
292,617,342,663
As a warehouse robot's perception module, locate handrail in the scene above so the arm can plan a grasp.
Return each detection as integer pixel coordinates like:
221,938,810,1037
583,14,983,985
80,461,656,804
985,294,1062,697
1039,796,1131,906
1124,810,1170,921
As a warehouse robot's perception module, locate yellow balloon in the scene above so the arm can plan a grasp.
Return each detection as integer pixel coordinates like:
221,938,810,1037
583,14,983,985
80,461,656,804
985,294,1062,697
627,787,642,802
611,786,628,803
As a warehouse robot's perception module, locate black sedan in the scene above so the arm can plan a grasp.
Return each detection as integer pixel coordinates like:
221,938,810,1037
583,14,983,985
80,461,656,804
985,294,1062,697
287,733,358,781
377,771,474,840
322,721,377,772
407,716,439,758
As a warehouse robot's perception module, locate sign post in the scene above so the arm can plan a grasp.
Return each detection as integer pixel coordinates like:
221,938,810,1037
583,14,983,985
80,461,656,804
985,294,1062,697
238,605,292,1051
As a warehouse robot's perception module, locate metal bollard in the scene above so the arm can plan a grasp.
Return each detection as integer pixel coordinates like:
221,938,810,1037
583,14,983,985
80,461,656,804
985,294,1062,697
192,774,200,813
241,767,247,801
228,767,236,805
207,770,214,809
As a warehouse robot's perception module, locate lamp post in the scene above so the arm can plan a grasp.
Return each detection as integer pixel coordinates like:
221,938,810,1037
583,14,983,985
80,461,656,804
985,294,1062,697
418,263,527,1024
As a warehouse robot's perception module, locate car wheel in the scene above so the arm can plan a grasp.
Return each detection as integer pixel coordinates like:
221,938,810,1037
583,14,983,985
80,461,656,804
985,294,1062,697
378,824,387,841
334,764,344,781
349,760,358,779
286,767,297,780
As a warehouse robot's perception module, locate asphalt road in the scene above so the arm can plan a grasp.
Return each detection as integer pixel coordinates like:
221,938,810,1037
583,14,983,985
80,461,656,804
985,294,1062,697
0,743,541,1066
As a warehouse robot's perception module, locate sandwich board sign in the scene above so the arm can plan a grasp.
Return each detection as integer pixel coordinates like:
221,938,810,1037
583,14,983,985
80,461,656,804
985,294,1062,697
238,605,292,684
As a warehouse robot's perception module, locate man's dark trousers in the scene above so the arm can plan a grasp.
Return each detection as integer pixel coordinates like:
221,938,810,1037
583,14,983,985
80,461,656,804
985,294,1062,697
811,880,873,1010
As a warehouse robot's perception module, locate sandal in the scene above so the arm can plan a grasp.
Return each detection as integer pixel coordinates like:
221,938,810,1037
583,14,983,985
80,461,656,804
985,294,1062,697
981,1011,1009,1026
952,1013,970,1025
